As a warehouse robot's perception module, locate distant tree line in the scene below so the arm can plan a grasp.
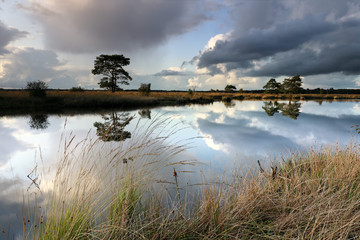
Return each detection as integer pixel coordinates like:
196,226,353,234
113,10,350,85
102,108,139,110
261,75,360,94
230,88,360,94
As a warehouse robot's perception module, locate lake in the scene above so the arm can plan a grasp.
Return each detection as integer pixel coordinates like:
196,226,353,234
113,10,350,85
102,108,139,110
1,100,359,238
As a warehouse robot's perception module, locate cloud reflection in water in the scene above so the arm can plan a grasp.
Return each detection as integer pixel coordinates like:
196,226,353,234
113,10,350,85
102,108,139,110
160,101,359,171
0,100,359,237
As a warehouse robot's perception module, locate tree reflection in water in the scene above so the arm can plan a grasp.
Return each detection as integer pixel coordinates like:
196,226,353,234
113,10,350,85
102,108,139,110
93,112,134,142
223,100,235,108
262,101,280,116
262,101,301,120
280,101,301,120
28,114,50,130
138,109,151,119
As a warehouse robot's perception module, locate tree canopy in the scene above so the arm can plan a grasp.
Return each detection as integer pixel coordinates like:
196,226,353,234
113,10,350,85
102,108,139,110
26,80,48,97
263,78,281,93
263,75,303,94
282,75,303,94
91,54,132,92
93,112,133,142
225,84,237,92
262,101,301,120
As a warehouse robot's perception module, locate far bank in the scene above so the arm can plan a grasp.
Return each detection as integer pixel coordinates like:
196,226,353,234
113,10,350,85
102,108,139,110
1,89,360,114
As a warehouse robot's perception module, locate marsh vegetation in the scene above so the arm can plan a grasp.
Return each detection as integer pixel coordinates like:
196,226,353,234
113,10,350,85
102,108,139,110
2,89,360,115
9,115,360,240
1,99,360,239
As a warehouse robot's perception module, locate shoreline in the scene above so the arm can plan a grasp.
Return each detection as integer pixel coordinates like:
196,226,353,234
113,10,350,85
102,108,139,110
1,90,360,115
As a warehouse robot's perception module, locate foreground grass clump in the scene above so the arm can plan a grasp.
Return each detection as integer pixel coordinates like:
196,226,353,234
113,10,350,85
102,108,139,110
23,123,360,239
235,145,360,239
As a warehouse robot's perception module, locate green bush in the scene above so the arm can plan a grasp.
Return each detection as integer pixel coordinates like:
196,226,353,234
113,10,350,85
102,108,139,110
224,84,236,92
138,83,151,96
26,80,48,97
70,86,85,92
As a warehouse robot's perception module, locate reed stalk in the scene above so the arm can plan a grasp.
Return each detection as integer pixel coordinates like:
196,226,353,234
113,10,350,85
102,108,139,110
21,116,360,239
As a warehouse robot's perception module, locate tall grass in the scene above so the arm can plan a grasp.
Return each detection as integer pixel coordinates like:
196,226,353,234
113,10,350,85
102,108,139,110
23,115,195,239
23,116,360,239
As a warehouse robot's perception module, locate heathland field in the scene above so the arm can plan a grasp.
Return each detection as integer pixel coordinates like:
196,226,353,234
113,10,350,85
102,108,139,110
2,89,360,114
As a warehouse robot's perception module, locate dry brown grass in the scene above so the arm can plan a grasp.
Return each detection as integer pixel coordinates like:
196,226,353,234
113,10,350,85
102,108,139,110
2,89,360,113
2,89,360,100
0,90,215,112
20,112,360,239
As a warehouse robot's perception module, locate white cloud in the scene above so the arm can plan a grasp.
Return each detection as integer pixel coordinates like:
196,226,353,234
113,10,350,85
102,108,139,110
0,47,97,89
187,76,202,89
203,133,230,153
0,47,61,88
215,114,225,124
205,74,227,89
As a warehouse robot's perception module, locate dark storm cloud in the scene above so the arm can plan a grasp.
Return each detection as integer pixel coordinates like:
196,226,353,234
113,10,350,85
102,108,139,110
198,15,336,70
196,0,360,78
0,21,27,54
227,0,289,33
154,69,192,77
247,18,360,77
247,43,360,77
21,0,213,53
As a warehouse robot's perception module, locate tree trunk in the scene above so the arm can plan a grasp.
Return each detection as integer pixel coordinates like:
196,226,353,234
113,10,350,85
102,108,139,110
111,78,115,92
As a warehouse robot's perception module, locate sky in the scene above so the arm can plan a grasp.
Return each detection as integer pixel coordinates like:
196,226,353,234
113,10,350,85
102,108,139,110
0,0,360,90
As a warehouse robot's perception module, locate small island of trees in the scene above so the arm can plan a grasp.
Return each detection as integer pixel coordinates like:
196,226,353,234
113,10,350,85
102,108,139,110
263,75,303,94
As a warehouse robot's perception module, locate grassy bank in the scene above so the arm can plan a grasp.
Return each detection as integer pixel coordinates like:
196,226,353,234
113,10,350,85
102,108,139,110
14,117,360,239
0,90,213,114
1,90,360,114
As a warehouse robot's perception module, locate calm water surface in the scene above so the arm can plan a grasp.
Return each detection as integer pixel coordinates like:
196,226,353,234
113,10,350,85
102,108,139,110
1,100,359,238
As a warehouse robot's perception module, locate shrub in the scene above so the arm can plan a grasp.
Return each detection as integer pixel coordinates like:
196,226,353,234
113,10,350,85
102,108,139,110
70,86,85,92
26,80,48,97
138,83,151,96
224,84,236,92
